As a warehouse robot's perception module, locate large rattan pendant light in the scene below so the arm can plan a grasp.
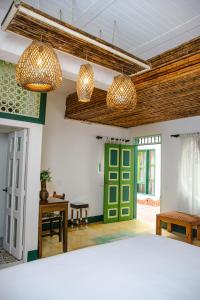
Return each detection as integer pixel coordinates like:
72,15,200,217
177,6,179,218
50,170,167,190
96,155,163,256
106,74,137,110
16,40,62,92
76,63,94,103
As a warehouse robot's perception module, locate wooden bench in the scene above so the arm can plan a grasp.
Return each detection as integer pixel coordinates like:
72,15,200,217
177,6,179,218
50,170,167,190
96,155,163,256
156,211,200,243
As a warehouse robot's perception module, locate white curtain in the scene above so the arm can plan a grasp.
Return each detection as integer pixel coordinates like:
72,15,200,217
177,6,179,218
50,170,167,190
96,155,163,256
178,133,200,214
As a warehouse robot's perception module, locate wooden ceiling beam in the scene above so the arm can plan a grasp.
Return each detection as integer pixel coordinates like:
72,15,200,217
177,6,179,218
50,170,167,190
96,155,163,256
2,1,150,75
66,42,200,127
148,37,200,68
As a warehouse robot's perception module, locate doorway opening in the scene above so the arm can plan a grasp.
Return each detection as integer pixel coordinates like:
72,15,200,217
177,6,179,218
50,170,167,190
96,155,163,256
134,135,161,225
0,125,27,268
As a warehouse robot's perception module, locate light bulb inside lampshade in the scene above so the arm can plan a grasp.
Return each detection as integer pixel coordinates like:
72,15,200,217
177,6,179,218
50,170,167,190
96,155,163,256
16,40,62,92
106,74,137,110
76,63,94,103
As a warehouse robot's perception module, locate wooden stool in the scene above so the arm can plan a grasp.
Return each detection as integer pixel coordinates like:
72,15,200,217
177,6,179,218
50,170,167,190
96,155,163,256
156,211,200,244
70,202,89,227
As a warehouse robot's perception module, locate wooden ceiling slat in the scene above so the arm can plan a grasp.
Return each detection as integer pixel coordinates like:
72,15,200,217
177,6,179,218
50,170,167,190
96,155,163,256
66,37,200,128
3,2,149,75
148,37,200,68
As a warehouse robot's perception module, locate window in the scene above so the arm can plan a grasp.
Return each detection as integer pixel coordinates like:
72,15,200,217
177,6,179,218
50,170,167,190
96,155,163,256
133,135,161,146
137,149,155,195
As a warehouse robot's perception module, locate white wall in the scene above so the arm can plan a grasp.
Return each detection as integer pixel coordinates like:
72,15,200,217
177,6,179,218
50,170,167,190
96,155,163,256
129,116,200,212
0,119,43,260
41,90,129,217
0,133,8,238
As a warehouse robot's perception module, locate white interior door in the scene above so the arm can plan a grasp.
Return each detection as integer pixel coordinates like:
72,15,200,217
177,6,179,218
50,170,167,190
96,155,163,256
4,129,27,260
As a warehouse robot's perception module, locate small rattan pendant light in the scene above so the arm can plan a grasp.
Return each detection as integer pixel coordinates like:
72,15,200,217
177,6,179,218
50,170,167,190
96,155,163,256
16,40,62,92
76,63,94,103
106,74,137,110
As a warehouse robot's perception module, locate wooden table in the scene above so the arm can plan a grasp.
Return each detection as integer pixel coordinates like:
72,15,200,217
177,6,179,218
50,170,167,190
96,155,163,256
156,211,200,243
38,199,68,258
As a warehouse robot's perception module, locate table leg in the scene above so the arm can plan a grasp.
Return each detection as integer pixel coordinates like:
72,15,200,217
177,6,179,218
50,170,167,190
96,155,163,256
197,226,200,241
63,206,68,252
71,208,74,227
80,208,82,222
59,218,62,242
186,224,192,243
38,207,43,258
156,215,161,235
167,222,172,233
85,208,88,224
76,209,79,225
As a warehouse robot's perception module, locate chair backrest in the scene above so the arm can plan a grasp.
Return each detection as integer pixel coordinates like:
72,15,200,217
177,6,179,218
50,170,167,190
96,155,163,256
52,191,65,200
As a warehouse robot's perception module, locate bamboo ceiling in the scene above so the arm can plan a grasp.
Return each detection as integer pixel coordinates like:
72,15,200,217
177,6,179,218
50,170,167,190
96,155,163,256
1,2,150,76
66,37,200,128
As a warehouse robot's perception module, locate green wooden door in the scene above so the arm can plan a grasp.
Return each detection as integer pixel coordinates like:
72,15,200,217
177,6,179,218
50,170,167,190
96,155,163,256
119,145,134,221
104,144,134,223
103,144,120,223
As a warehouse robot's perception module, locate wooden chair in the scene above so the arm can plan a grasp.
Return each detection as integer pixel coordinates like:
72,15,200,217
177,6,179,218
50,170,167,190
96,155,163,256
42,191,65,242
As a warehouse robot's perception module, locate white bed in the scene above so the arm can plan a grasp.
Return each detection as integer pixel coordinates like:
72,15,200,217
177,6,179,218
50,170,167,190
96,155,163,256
0,235,200,300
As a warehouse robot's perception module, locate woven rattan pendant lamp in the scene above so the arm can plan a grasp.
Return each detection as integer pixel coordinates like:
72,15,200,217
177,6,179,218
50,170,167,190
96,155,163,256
76,63,94,102
106,74,137,110
16,40,62,92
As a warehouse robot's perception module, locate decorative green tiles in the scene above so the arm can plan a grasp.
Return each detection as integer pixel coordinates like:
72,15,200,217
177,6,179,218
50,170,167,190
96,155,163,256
0,60,46,124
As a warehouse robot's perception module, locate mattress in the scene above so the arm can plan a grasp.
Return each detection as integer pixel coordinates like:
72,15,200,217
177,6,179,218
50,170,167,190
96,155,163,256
0,235,200,300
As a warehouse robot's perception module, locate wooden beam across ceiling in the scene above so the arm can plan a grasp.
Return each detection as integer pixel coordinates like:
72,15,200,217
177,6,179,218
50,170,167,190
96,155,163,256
65,37,200,128
1,1,150,76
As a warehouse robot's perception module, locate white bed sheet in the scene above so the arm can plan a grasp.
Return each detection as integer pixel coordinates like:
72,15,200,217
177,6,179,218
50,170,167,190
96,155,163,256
0,235,200,300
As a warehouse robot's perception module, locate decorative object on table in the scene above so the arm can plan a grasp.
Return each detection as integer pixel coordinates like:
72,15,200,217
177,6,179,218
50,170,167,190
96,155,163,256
70,202,89,227
76,63,94,103
16,40,62,92
42,191,65,242
39,169,52,204
106,74,137,110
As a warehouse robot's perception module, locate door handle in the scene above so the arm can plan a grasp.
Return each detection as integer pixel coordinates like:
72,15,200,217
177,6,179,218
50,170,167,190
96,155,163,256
2,187,8,193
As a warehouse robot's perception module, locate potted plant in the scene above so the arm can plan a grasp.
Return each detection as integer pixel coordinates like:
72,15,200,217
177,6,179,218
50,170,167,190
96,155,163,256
39,169,52,203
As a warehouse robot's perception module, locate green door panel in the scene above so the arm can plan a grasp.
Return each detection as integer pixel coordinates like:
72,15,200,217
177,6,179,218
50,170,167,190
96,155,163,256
104,143,134,223
119,145,134,221
104,144,120,223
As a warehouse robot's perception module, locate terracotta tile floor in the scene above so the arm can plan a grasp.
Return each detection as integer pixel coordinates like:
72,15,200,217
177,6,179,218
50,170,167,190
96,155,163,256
42,219,200,258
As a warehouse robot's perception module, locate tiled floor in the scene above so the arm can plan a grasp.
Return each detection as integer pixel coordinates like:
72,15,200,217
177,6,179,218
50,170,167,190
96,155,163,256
137,204,160,224
42,219,200,258
0,248,17,265
0,248,22,269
